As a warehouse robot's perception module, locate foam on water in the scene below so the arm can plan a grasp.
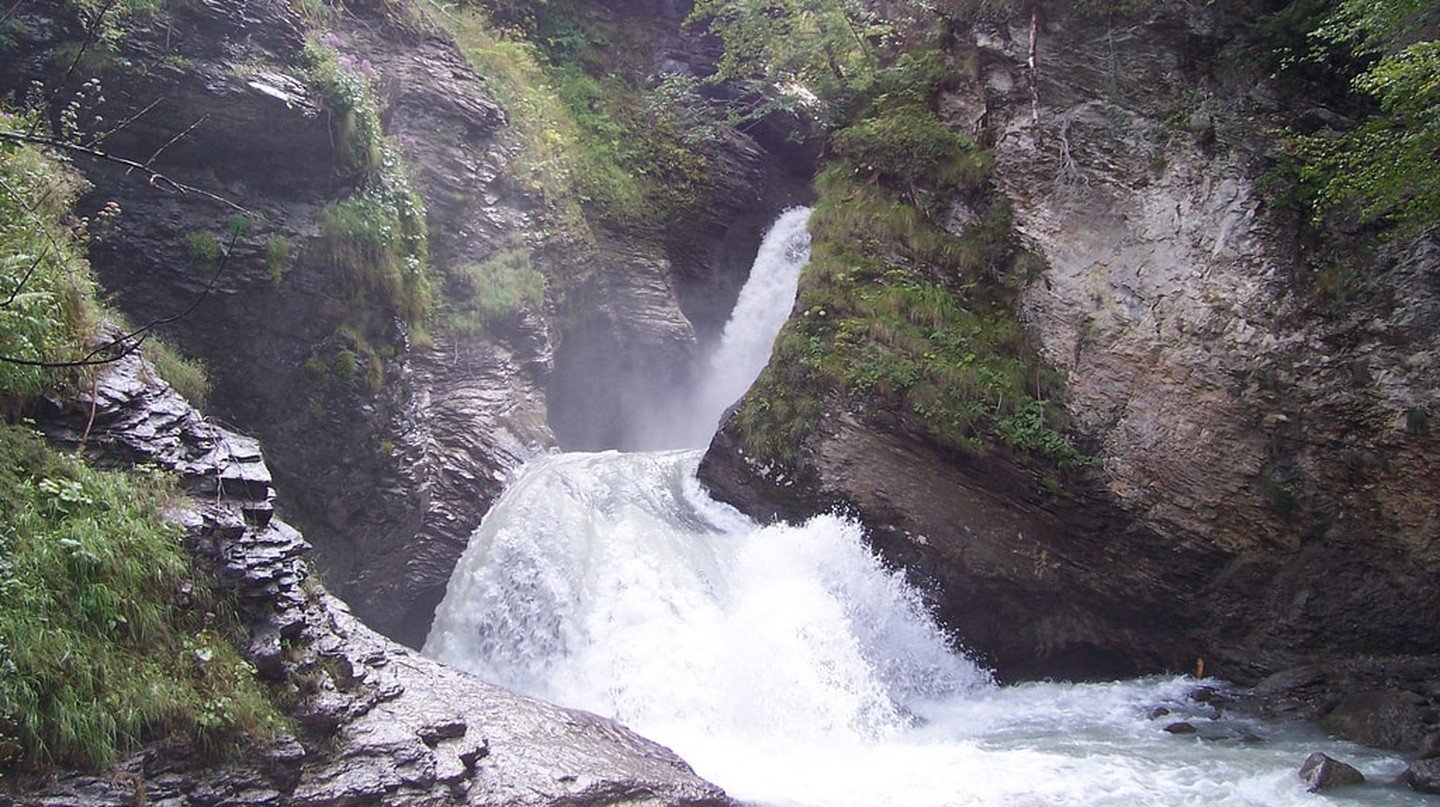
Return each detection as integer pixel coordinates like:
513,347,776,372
424,210,1418,805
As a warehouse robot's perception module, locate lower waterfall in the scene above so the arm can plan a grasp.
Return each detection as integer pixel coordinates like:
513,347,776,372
425,211,1411,805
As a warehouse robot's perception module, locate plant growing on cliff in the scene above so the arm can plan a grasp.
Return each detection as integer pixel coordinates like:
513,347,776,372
448,241,546,336
0,426,283,773
0,130,281,777
1284,0,1440,233
0,118,98,404
305,40,434,326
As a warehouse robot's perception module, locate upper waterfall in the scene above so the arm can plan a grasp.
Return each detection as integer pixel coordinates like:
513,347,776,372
638,206,811,449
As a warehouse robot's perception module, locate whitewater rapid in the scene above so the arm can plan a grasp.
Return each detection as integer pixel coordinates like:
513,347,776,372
424,210,1418,805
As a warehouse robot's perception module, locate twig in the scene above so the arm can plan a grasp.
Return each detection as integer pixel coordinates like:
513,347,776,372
138,114,209,172
0,129,251,213
85,96,162,149
0,225,241,369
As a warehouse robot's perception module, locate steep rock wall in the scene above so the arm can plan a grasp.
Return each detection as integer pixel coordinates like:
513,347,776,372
702,4,1439,683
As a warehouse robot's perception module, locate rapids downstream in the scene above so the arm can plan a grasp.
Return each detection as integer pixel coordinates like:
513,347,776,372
425,210,1419,805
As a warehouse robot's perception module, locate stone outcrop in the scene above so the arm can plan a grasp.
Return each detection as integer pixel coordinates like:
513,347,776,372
17,350,728,806
1297,753,1365,793
701,2,1440,694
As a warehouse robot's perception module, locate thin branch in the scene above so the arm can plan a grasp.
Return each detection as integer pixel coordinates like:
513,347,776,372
0,130,251,214
0,226,240,369
138,114,209,172
84,96,163,149
1,0,26,27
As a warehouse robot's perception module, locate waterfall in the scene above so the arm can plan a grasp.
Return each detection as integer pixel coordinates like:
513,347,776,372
638,206,811,449
424,211,1407,806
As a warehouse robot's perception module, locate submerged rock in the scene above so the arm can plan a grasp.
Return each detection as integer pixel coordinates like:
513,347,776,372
1400,758,1440,795
1297,752,1365,792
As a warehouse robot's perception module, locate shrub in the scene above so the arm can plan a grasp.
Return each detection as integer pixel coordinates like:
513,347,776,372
264,235,289,283
183,230,222,268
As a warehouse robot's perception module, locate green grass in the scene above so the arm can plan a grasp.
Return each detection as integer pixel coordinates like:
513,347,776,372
0,427,284,774
0,120,98,405
448,241,546,336
0,115,282,777
142,337,210,409
735,162,1082,470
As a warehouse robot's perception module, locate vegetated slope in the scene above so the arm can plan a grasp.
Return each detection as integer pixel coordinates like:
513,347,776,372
0,114,284,784
699,0,1439,692
0,0,807,649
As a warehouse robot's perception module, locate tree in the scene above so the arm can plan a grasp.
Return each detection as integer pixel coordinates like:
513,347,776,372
686,0,890,124
1293,0,1440,232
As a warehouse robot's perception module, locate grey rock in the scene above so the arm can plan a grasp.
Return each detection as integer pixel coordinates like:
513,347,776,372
1400,758,1440,795
1297,752,1365,792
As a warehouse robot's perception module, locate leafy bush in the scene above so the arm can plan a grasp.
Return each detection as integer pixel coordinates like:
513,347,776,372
183,230,221,267
264,235,289,283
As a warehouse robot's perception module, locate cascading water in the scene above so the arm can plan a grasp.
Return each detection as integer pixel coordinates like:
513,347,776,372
426,210,1416,805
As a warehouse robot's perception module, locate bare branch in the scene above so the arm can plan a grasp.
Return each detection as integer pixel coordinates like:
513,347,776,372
84,96,163,149
0,226,242,369
138,114,210,172
0,129,252,214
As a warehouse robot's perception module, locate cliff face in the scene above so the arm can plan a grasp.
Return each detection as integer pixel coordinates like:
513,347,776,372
0,0,802,649
702,4,1439,684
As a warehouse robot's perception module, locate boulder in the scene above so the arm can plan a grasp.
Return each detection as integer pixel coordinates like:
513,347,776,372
1400,758,1440,795
1297,753,1365,792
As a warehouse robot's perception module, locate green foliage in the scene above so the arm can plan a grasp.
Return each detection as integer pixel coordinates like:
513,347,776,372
303,42,384,176
448,242,546,336
737,163,1080,468
305,39,433,324
0,120,97,403
687,0,890,123
830,104,989,194
432,3,721,232
183,230,221,268
319,191,431,325
1285,0,1440,233
142,337,209,409
0,425,283,773
264,235,290,283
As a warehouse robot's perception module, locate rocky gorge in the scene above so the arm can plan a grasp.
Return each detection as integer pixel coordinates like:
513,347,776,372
2,0,1439,801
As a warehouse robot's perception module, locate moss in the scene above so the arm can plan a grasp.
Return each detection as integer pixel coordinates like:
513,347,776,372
738,162,1081,471
447,241,546,336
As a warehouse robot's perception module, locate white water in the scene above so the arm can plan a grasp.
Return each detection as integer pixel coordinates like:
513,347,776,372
641,206,812,449
425,212,1421,805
